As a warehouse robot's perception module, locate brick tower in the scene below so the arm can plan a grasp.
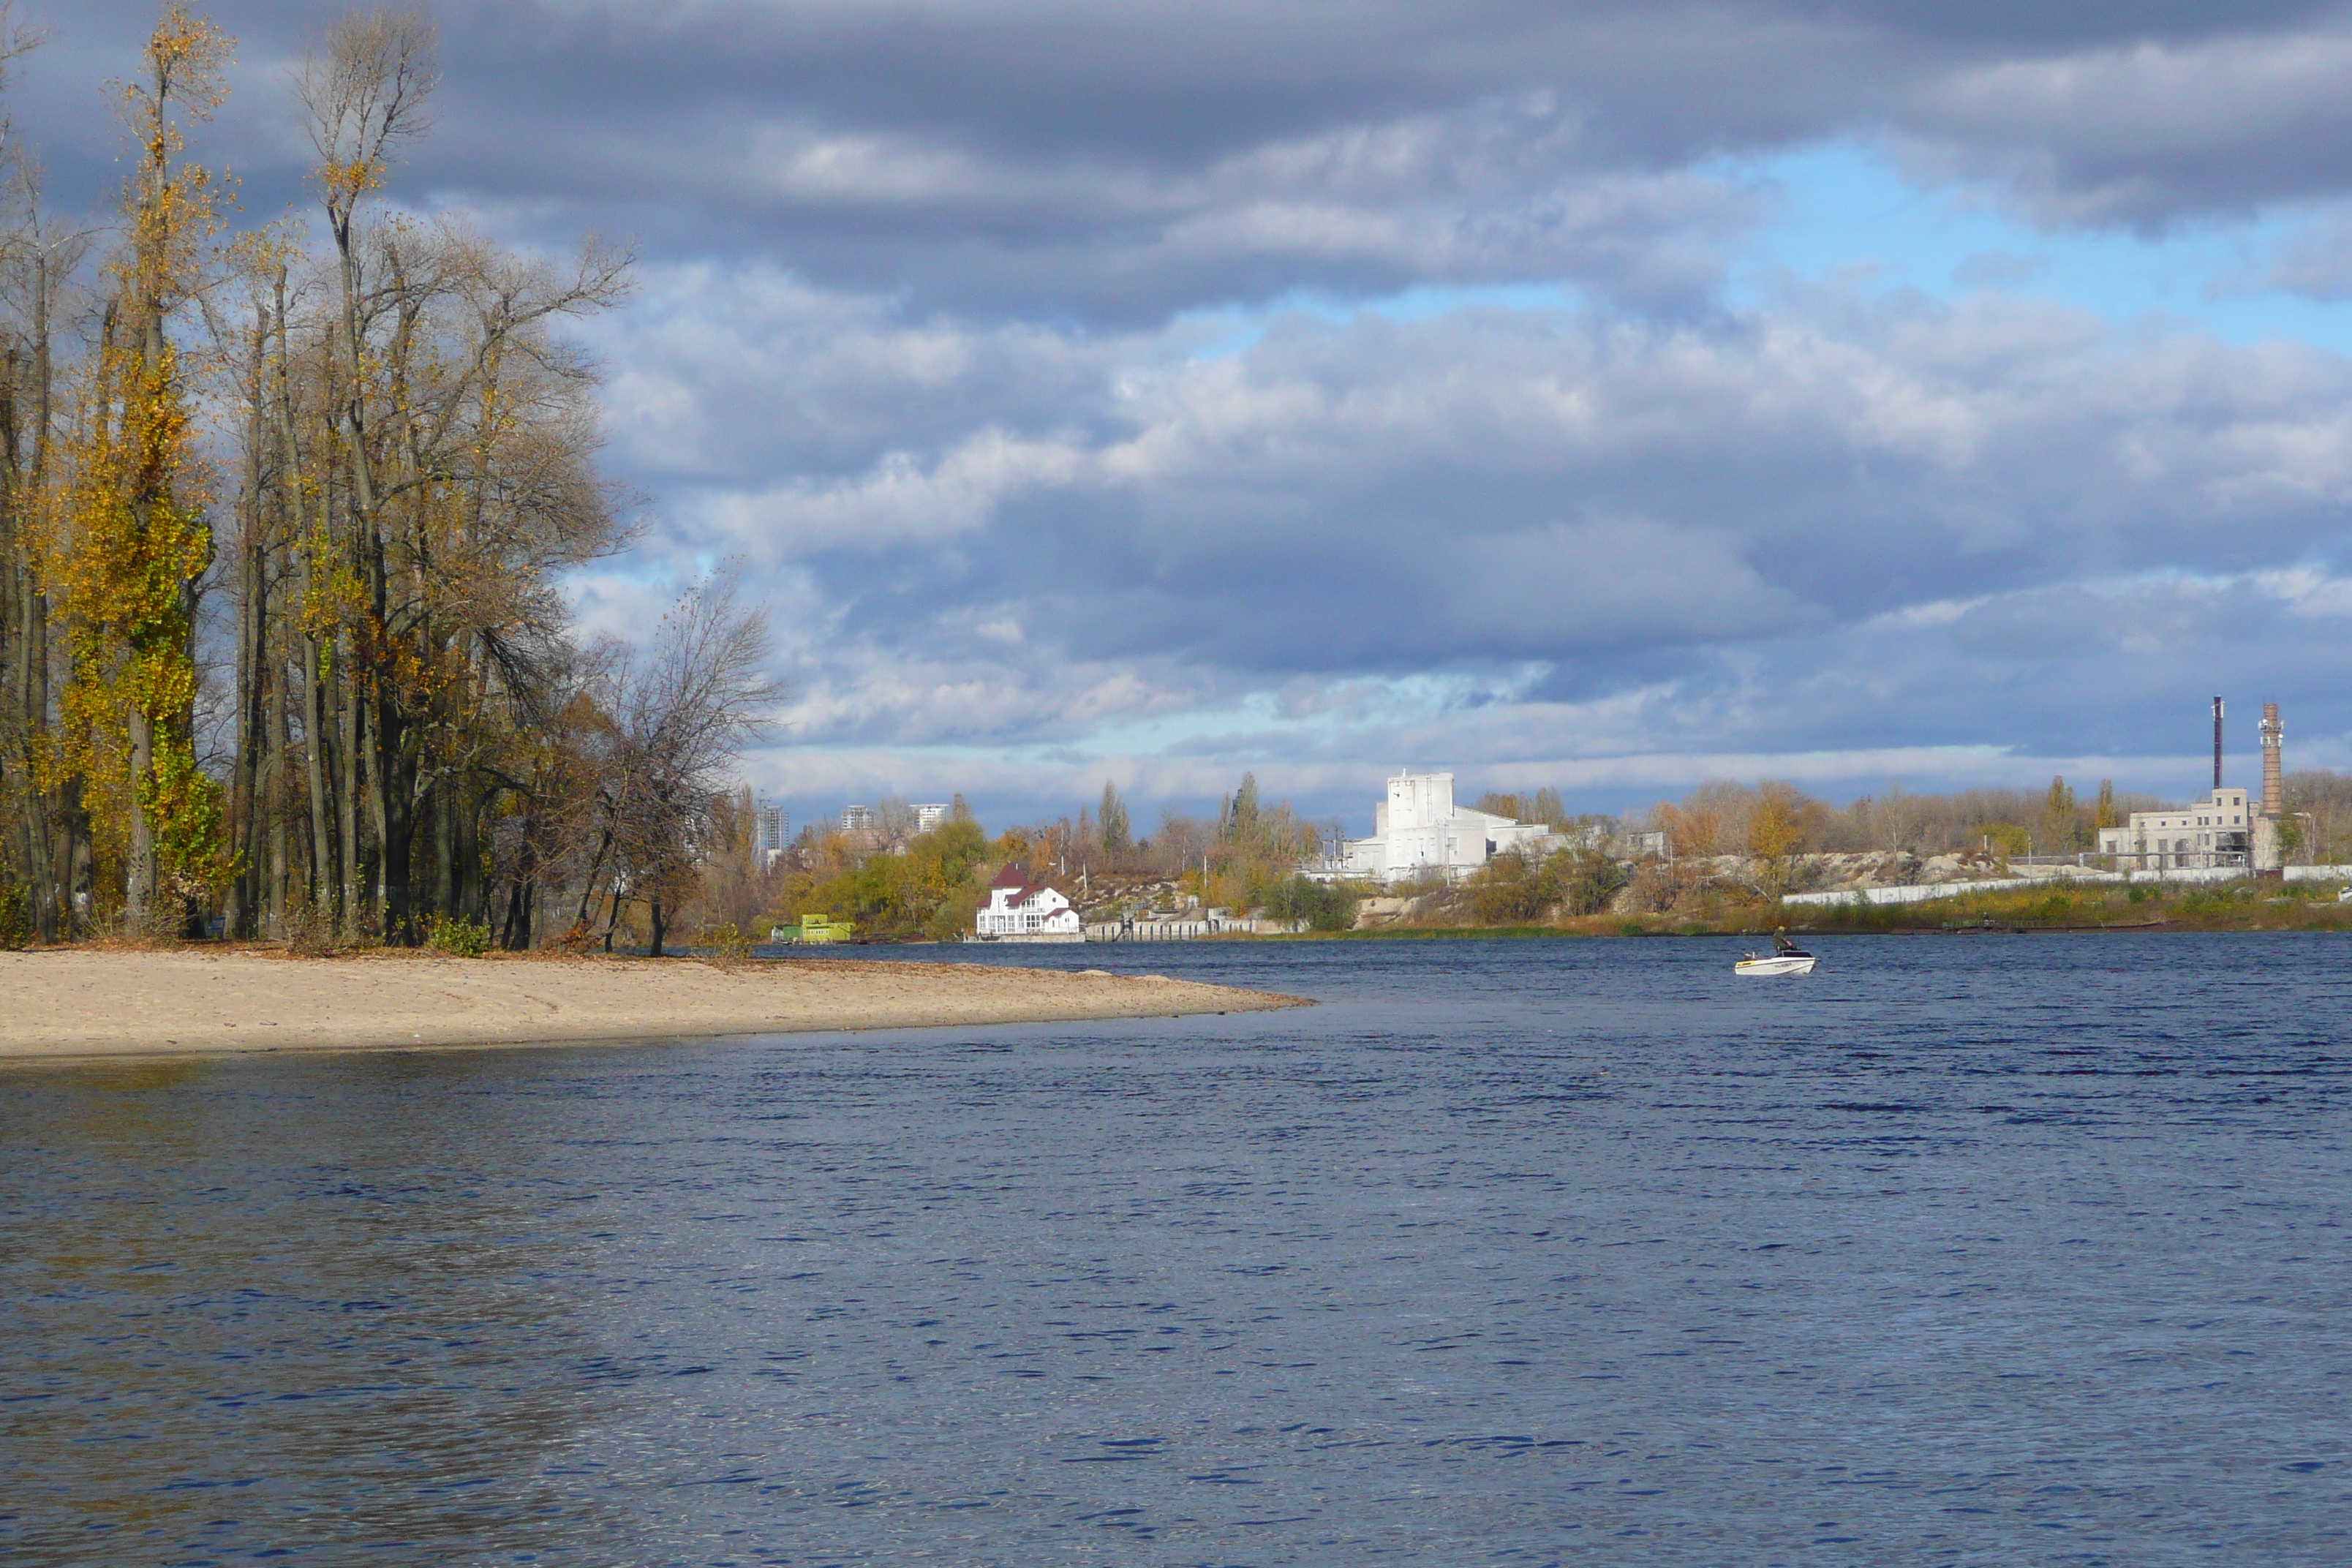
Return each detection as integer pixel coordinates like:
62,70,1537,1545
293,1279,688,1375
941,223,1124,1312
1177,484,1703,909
2261,701,2284,817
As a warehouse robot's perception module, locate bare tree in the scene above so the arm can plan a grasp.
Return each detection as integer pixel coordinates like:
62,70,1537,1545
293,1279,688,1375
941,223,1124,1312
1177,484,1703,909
572,573,779,955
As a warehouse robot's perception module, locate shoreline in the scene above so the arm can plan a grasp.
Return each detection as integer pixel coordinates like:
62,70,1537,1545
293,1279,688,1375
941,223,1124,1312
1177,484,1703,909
0,949,1308,1066
1093,915,2351,940
1254,924,2346,938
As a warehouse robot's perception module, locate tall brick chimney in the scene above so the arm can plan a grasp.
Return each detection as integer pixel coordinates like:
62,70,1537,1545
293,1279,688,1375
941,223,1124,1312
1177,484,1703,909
2261,701,2285,816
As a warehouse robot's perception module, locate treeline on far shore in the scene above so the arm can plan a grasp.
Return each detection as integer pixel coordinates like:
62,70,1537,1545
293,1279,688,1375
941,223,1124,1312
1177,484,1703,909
686,774,1352,946
1348,878,2352,939
1631,772,2352,863
680,771,2352,951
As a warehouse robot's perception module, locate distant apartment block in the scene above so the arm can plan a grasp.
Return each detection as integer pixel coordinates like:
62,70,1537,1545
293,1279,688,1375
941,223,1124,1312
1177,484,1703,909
913,803,949,834
840,804,876,835
753,802,790,867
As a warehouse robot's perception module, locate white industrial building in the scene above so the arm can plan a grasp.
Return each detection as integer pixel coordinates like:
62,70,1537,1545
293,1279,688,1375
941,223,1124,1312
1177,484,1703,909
1342,770,1557,883
974,865,1082,941
2097,787,2252,871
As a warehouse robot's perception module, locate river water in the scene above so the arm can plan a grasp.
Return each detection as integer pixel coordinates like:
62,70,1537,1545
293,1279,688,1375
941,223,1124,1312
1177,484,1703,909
4,934,2349,1565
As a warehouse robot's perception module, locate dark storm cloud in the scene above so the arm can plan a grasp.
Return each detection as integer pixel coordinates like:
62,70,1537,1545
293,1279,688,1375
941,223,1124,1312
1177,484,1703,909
29,1,2352,317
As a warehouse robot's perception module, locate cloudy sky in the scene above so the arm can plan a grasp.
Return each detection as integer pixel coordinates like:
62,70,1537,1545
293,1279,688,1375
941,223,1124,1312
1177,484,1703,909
29,1,2352,831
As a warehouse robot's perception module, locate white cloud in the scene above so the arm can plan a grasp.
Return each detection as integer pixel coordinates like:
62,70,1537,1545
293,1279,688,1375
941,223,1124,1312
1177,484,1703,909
556,255,2352,821
49,0,2352,821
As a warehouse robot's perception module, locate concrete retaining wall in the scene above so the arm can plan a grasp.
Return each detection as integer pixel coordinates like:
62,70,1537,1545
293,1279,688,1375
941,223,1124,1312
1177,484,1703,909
1785,864,2269,908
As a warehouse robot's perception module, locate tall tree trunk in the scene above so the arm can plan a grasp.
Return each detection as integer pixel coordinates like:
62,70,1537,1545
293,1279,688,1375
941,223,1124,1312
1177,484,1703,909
456,784,480,924
7,563,56,940
121,281,178,933
0,335,20,894
301,625,333,917
337,640,361,931
225,516,255,936
125,708,154,928
574,820,615,931
501,873,527,951
27,251,55,940
267,621,291,938
271,274,336,925
372,683,410,939
228,331,268,937
434,777,454,919
63,787,88,936
1,271,59,942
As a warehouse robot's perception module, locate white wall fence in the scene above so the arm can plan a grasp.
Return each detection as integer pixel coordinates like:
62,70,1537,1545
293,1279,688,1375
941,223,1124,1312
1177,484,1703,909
1788,864,2352,908
1082,917,1308,941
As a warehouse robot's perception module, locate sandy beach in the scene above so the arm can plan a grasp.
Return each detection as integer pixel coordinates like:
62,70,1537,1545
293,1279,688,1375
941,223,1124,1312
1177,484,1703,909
0,949,1307,1063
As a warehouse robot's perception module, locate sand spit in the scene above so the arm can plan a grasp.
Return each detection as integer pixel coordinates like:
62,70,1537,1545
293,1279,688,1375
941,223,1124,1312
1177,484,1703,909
0,949,1308,1063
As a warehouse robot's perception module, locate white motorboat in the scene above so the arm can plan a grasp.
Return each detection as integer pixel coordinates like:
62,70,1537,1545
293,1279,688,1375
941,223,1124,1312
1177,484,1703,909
1734,951,1815,976
1736,931,1816,975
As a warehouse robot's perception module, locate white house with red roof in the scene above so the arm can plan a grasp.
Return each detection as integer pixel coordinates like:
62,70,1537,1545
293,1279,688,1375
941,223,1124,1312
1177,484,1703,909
975,864,1084,941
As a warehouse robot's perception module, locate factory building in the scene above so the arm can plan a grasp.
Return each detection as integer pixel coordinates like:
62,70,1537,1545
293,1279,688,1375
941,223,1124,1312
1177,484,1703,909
2098,787,2252,871
1342,769,1556,883
2096,698,2296,872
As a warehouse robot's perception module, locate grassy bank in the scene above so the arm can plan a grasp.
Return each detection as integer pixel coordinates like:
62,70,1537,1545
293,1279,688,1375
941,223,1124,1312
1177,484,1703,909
1774,879,2352,935
1219,878,2352,938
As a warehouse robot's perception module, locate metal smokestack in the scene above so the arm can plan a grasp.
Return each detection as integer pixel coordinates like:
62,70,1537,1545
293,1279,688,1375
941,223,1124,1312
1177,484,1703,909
2261,701,2285,816
2213,697,2225,791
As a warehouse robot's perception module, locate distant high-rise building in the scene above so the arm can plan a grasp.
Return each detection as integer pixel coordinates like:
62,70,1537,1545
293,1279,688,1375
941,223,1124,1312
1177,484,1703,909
913,803,949,834
840,804,877,835
753,802,790,867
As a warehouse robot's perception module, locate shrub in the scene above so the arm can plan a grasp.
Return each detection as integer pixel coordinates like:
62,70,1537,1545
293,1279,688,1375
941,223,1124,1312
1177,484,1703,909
1557,846,1629,915
1626,862,1678,913
0,878,29,951
426,912,493,957
1466,852,1556,923
1463,845,1625,924
1976,821,2032,857
1257,873,1360,931
704,921,755,967
283,895,340,956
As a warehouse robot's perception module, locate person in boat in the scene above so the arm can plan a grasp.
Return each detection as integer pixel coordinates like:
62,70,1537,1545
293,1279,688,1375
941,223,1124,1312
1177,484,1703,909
1774,927,1803,956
